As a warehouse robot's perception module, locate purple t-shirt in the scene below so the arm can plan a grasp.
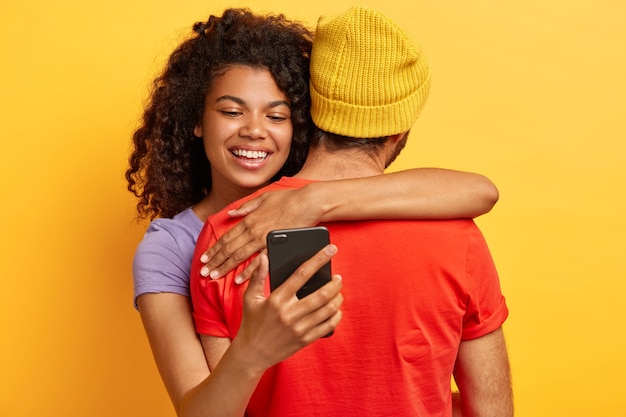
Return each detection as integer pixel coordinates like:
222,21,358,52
132,207,204,308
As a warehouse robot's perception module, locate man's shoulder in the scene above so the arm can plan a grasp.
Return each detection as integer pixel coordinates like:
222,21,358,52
338,217,478,232
405,218,479,234
207,177,313,236
328,218,483,253
404,218,483,243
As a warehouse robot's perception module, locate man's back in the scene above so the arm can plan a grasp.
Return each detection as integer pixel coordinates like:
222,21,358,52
192,177,508,417
190,6,512,416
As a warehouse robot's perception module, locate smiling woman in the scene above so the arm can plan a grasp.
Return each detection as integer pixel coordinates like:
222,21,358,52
126,10,316,413
194,66,294,210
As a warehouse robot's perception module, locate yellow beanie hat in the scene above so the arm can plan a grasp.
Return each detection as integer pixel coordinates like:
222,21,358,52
310,6,431,138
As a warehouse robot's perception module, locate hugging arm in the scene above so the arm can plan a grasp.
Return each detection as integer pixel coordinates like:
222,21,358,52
452,327,514,417
310,167,499,221
202,167,498,279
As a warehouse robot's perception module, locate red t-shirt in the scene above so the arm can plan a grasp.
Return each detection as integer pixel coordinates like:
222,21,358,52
191,176,508,417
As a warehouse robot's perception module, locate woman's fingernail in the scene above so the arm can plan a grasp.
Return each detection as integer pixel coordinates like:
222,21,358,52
209,270,220,279
325,244,337,255
235,276,243,284
200,253,208,263
200,266,210,277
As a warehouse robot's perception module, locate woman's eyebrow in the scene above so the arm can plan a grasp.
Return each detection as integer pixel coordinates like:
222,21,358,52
215,95,289,108
216,95,244,104
268,100,290,108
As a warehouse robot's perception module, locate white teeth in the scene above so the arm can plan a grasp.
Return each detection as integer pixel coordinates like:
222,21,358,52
232,149,268,160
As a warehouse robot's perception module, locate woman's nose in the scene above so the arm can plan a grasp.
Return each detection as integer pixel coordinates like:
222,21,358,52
239,115,267,140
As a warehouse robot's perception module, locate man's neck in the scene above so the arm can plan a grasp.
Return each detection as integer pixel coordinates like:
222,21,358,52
294,147,386,181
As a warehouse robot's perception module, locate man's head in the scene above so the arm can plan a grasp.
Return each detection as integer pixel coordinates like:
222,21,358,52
309,6,431,143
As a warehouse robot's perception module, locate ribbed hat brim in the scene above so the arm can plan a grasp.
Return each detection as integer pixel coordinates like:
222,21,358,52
310,72,430,138
310,6,431,138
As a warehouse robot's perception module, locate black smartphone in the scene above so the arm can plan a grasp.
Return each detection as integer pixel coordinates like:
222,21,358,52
266,226,332,299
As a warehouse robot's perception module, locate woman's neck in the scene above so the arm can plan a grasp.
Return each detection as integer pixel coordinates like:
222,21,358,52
192,183,264,222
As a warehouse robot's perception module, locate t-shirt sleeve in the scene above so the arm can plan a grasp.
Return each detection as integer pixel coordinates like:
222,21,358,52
461,223,509,340
132,220,194,308
190,219,231,338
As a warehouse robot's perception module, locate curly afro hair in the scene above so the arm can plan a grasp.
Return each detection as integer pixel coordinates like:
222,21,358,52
126,8,314,219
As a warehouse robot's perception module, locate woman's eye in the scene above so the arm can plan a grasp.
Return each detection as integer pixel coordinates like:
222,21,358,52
221,110,242,117
268,114,288,122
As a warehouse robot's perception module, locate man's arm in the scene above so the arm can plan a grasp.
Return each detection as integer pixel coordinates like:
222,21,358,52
452,327,513,417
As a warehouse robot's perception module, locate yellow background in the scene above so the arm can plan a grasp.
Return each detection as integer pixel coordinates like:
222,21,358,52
1,0,624,415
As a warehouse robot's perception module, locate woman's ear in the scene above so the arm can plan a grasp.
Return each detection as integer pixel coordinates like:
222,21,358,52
193,125,203,138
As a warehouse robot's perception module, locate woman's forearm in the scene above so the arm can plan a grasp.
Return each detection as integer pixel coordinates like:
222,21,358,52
178,339,264,417
199,168,497,279
307,168,498,221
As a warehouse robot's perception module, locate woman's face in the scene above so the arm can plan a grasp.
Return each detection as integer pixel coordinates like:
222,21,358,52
195,65,293,195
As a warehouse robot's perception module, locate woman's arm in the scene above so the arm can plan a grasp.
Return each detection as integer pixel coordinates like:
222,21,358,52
200,168,498,279
308,167,499,221
136,293,212,413
138,272,340,417
178,249,343,417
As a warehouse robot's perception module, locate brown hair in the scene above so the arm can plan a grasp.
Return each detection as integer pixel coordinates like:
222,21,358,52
126,8,314,219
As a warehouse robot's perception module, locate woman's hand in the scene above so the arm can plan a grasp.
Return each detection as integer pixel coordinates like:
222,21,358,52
233,244,343,373
200,187,324,279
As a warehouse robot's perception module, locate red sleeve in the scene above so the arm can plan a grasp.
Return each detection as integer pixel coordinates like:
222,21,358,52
190,219,231,338
461,224,509,340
